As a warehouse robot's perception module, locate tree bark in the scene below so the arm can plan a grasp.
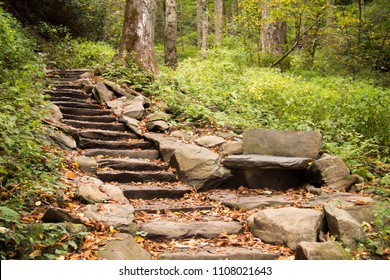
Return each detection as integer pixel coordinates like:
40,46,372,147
214,0,223,45
117,0,158,75
261,1,287,56
164,0,178,69
197,0,208,58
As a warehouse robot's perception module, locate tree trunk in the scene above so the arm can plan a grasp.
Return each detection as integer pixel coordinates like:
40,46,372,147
164,0,178,69
197,0,208,58
214,0,223,45
117,0,158,75
261,1,287,56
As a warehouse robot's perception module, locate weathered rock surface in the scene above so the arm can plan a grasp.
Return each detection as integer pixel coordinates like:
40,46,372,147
194,135,225,148
243,129,322,158
75,156,97,174
208,191,294,210
324,204,364,248
49,130,77,150
223,155,312,169
97,233,151,260
247,207,324,250
220,140,243,155
307,193,374,207
144,133,186,162
83,204,136,233
295,241,352,260
146,120,170,132
104,81,128,97
158,247,279,260
140,221,242,239
169,144,232,190
93,82,115,104
121,96,145,119
99,184,129,204
77,184,110,203
308,155,356,190
119,115,142,135
50,104,63,120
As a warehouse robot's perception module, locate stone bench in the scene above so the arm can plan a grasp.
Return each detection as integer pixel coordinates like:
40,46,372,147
222,129,322,190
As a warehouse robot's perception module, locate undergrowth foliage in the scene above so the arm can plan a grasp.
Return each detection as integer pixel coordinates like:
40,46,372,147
151,49,389,170
0,6,70,259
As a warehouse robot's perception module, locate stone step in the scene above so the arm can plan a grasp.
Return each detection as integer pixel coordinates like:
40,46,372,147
79,129,138,141
84,149,160,159
134,200,213,212
50,96,90,103
80,138,153,150
139,221,242,239
63,120,126,131
117,184,191,199
98,158,167,171
158,247,279,260
53,101,102,109
62,114,117,123
55,69,93,76
59,107,112,116
51,84,80,90
97,170,177,184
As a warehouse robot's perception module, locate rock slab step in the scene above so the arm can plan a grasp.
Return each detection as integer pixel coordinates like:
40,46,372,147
140,221,242,239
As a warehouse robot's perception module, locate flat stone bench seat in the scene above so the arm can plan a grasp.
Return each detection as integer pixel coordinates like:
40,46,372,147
223,154,312,170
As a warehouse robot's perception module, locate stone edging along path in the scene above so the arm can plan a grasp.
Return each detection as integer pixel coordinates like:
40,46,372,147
42,69,383,260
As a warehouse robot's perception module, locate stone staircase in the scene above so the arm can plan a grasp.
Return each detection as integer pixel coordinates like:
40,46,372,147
46,69,279,260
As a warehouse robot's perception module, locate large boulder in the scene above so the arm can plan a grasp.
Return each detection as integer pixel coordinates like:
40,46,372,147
324,204,365,248
169,144,232,190
295,241,352,260
247,207,324,250
308,155,357,190
121,95,146,120
93,82,115,104
243,129,322,158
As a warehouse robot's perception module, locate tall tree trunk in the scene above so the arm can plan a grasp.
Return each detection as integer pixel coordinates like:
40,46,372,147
261,1,287,56
214,0,223,45
117,0,158,75
197,0,208,58
164,0,178,69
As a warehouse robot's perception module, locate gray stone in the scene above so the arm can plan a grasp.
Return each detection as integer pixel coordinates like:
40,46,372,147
122,96,145,119
106,96,128,109
158,247,279,260
308,155,356,190
304,183,322,195
170,144,232,190
93,82,115,104
145,111,170,122
140,221,242,239
307,193,374,207
324,204,365,248
98,233,151,260
243,129,322,158
75,156,97,174
50,104,63,120
247,207,324,250
80,72,93,79
77,184,110,203
220,140,243,155
223,154,312,169
100,185,129,205
104,81,128,97
194,135,225,148
49,130,77,150
144,133,186,162
119,115,142,136
295,241,352,260
83,204,136,233
170,130,193,141
215,130,238,139
208,191,294,210
146,120,170,132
